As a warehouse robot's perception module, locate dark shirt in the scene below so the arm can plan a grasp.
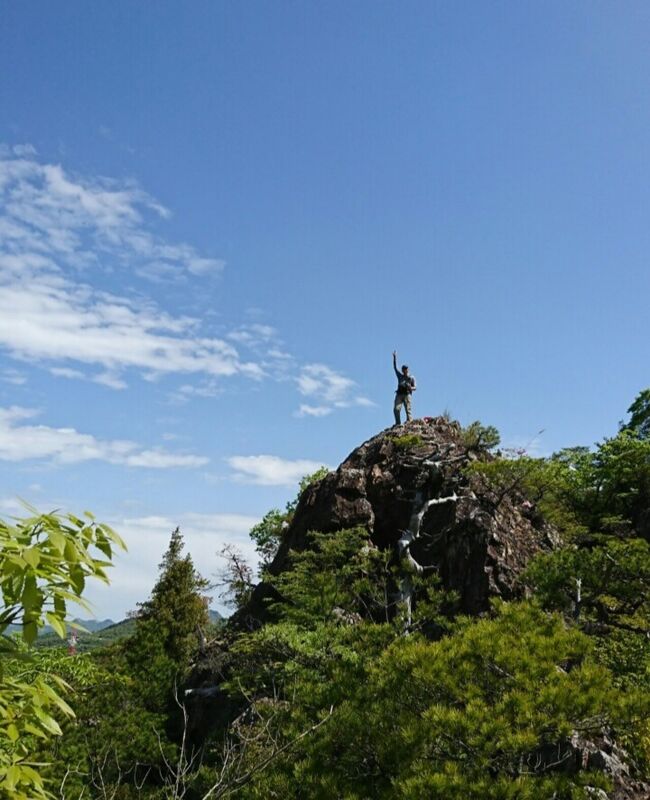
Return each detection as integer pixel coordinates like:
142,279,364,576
394,363,416,395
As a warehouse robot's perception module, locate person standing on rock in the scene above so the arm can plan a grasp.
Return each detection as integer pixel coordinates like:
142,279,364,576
392,350,416,425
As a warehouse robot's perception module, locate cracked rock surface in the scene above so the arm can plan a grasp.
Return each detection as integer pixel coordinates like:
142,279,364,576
258,416,559,617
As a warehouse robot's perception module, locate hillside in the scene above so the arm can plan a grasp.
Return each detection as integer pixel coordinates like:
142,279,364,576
35,617,136,651
35,610,223,651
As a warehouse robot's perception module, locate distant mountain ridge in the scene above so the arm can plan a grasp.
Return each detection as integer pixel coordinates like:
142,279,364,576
6,609,223,640
29,609,223,651
5,617,115,637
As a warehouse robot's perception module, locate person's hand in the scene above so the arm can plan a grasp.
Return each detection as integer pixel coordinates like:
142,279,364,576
392,350,396,358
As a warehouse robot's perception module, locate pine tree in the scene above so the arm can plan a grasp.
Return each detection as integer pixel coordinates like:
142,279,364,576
136,527,210,667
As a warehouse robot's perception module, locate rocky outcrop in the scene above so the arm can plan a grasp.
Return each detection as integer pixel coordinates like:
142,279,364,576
243,417,559,624
543,734,650,800
204,419,649,798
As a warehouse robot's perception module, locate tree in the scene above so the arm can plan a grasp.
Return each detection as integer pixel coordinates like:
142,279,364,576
312,602,641,800
218,567,643,798
248,509,287,571
135,527,210,668
24,647,170,800
622,387,650,440
527,537,650,635
467,452,584,537
41,528,209,800
0,508,124,799
216,544,255,610
461,420,501,451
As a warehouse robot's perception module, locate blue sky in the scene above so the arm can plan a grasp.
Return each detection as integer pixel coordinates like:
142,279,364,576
1,2,648,618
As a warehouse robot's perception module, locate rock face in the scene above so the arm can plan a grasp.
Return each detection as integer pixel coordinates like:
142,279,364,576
252,417,559,620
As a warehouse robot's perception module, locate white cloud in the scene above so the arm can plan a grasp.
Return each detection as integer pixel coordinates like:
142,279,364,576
187,256,226,277
12,144,37,158
227,454,328,487
267,348,293,361
0,496,26,514
166,380,225,405
296,404,332,418
92,372,128,390
0,406,208,468
0,268,259,383
1,368,27,385
0,148,261,390
296,363,374,415
0,147,368,410
297,364,354,401
228,324,277,346
49,366,85,380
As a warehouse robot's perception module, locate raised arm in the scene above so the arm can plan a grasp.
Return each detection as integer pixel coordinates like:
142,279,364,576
392,350,400,378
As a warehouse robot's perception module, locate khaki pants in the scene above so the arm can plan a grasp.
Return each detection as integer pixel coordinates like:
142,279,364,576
394,392,412,425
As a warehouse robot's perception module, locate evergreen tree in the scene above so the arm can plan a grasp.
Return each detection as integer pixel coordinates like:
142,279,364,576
136,527,210,667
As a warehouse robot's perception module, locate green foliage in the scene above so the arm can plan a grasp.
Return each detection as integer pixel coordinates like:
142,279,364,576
391,433,424,450
467,453,584,536
136,527,209,667
467,405,650,541
526,534,650,760
0,508,124,799
226,526,449,698
468,420,650,541
353,603,630,799
33,527,209,799
578,430,650,535
0,508,125,643
272,528,394,625
622,387,650,440
461,420,501,451
227,603,638,799
249,508,288,568
35,644,172,800
527,537,650,633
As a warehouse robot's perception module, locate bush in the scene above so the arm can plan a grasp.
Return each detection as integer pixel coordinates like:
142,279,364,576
461,421,501,451
392,434,424,450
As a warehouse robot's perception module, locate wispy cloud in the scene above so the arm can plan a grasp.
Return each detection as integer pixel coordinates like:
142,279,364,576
295,363,374,417
0,274,264,382
227,454,328,487
0,145,257,389
49,366,85,380
1,368,27,385
92,372,127,390
0,145,369,412
228,324,277,347
297,404,333,418
0,406,208,468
